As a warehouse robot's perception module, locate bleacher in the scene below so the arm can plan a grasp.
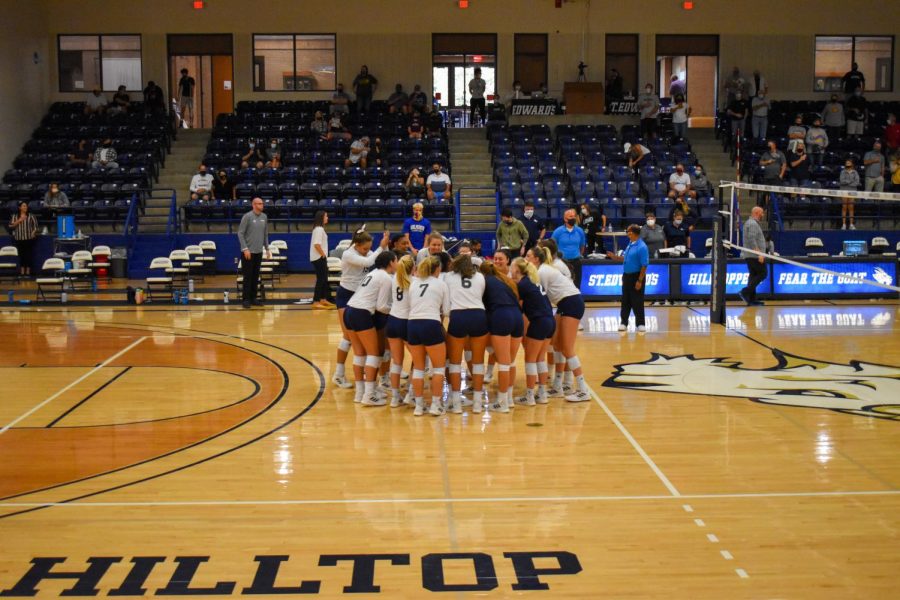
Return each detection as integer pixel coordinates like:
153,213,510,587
184,100,453,231
0,102,171,230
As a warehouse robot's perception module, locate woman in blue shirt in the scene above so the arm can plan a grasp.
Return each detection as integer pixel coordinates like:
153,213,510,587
607,224,649,332
550,208,587,287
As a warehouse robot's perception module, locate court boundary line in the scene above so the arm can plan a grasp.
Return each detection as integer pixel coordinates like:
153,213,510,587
0,336,147,436
46,366,132,427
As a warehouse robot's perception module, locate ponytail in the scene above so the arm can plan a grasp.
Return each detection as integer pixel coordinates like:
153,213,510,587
450,254,476,278
417,256,441,278
395,254,414,291
513,257,539,284
480,261,519,299
352,230,372,246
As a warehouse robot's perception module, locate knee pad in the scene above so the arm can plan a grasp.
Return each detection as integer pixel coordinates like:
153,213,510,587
554,351,565,364
464,350,472,362
390,363,403,375
471,363,485,375
566,356,581,371
338,338,352,353
366,355,382,369
447,363,462,374
412,369,425,380
497,363,510,373
431,366,446,377
352,355,366,367
537,361,549,374
524,362,538,376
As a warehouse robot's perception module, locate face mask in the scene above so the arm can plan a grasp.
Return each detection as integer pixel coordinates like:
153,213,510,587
271,144,277,149
566,218,577,226
434,169,440,174
676,169,683,175
524,210,534,218
645,88,652,93
695,168,702,175
646,219,656,227
581,208,589,215
674,219,683,226
514,85,522,91
249,143,255,148
199,171,206,176
854,90,861,96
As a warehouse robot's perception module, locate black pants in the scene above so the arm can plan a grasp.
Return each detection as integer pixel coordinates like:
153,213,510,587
743,258,767,302
14,238,35,273
470,98,486,125
567,258,583,291
312,257,332,302
641,117,657,139
357,95,372,114
621,272,646,327
242,252,262,304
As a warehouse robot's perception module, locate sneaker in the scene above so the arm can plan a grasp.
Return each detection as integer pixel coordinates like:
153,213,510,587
413,401,425,416
536,392,549,405
361,395,387,406
403,390,414,406
617,324,627,332
515,395,536,406
401,370,409,380
637,325,646,333
750,300,765,306
429,402,445,417
332,374,353,389
546,386,564,398
354,395,363,403
738,290,751,306
450,397,462,414
459,396,473,407
565,390,591,402
473,396,483,413
490,399,510,413
562,383,574,395
841,223,847,230
390,396,401,408
849,223,856,230
484,371,494,384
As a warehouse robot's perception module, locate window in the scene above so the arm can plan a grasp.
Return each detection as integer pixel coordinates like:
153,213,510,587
58,35,142,93
515,34,548,94
252,34,336,92
814,35,893,92
606,34,639,99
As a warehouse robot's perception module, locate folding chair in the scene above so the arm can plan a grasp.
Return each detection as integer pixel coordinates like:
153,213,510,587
168,250,191,286
146,257,174,301
199,240,218,275
0,246,19,282
88,245,112,282
67,250,95,290
183,245,206,282
35,258,66,301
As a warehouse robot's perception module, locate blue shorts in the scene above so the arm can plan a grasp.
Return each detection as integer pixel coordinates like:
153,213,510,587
373,312,389,330
556,294,585,320
335,286,354,310
386,315,408,341
488,307,524,336
526,316,556,340
447,309,489,338
343,306,375,331
407,319,445,346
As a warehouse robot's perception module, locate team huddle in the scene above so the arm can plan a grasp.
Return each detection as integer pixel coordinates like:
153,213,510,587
331,229,590,416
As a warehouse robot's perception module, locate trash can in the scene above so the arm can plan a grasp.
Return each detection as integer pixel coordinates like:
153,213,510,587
110,247,128,279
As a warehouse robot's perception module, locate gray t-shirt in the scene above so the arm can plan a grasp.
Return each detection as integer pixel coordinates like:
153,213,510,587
637,93,659,119
468,77,486,100
761,151,786,179
863,151,885,179
640,225,666,257
741,218,766,259
237,210,269,254
822,102,845,127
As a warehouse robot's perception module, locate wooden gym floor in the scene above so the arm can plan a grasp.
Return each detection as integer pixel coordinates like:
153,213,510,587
0,300,898,598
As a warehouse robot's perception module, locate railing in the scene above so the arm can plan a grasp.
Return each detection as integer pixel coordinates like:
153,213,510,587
124,191,140,257
165,189,179,236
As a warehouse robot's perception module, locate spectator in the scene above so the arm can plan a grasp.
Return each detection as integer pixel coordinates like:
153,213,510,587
520,200,545,252
804,118,828,167
352,65,378,114
667,163,692,200
408,84,428,113
627,142,651,169
189,164,214,202
84,88,107,115
67,139,92,168
839,159,860,230
326,113,351,142
178,68,195,125
387,84,409,114
580,201,606,256
750,91,770,141
787,115,807,153
884,113,900,155
750,69,768,98
550,208,587,288
671,94,691,140
407,111,424,140
846,90,867,137
241,139,267,169
889,151,900,192
723,67,747,108
637,83,660,140
212,169,235,201
726,90,749,139
402,202,432,255
531,82,549,98
405,167,426,198
863,140,885,192
496,207,529,255
822,94,845,140
690,163,711,198
108,85,130,114
425,111,443,137
309,210,335,309
426,163,451,201
44,182,70,209
469,67,486,126
330,83,351,116
640,211,666,258
787,142,812,187
310,110,328,141
842,62,865,96
669,197,696,232
668,74,685,98
370,137,384,167
607,68,624,103
143,80,165,114
345,136,370,169
663,209,690,255
510,80,525,101
92,139,118,169
759,140,786,202
8,201,38,278
265,139,282,169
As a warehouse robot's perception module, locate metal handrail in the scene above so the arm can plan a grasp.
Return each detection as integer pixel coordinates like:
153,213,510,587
165,189,179,236
124,192,139,257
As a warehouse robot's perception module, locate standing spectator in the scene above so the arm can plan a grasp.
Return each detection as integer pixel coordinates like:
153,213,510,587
67,139,92,168
579,201,605,256
407,111,424,139
739,206,767,306
637,83,660,140
330,83,351,116
212,169,235,201
92,139,118,169
84,88,107,115
309,210,335,309
43,182,70,209
178,68,195,126
667,163,692,200
8,201,38,278
842,62,865,96
821,94,845,140
402,202,432,256
241,139,267,169
468,67,487,126
108,85,131,115
189,164,214,202
663,209,691,256
671,94,691,140
387,84,409,114
884,113,900,155
863,140,885,192
690,163,711,198
405,167,426,199
669,197,697,232
805,118,829,167
606,224,649,332
750,69,768,98
496,208,529,255
326,113,351,142
787,114,807,153
787,143,812,187
750,92,770,141
839,159,860,230
723,67,746,108
627,142,651,169
726,91,749,139
607,68,624,103
143,80,165,114
345,136,370,169
551,208,587,288
846,90,867,137
888,151,900,192
668,74,685,98
640,212,666,258
759,140,787,188
426,163,451,201
352,65,378,114
310,110,328,141
237,197,270,309
408,84,428,113
521,200,545,252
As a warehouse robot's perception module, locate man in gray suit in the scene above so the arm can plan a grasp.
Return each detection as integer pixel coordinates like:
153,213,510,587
739,206,767,306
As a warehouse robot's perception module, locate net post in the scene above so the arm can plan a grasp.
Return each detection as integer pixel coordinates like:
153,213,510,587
710,189,728,325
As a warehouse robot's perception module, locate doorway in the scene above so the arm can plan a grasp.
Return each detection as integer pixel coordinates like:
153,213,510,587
167,34,234,129
432,34,497,127
655,35,719,129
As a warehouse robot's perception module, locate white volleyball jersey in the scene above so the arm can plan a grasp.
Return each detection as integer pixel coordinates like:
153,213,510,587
389,273,413,319
408,276,451,322
339,246,383,291
347,268,393,314
444,271,486,311
553,258,572,279
538,263,580,305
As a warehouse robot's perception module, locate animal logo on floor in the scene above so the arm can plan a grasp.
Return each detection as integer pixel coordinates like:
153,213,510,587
604,349,900,420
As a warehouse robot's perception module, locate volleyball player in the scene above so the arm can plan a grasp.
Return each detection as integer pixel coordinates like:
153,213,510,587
479,260,523,413
539,238,572,279
527,246,590,402
444,254,489,413
511,257,555,405
539,238,574,391
344,251,397,405
333,230,390,389
484,248,514,384
407,255,451,416
386,253,414,407
416,232,445,265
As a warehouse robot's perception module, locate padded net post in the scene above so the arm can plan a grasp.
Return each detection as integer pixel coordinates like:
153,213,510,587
710,186,728,325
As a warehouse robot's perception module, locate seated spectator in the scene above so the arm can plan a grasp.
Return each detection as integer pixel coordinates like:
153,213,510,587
189,164,214,202
310,111,328,141
804,118,828,167
669,198,696,232
667,163,692,200
839,159,860,230
67,139,92,168
405,167,426,198
626,143,650,169
821,94,845,141
326,114,351,142
640,212,666,258
241,139,267,169
846,90,867,137
408,112,424,140
143,80,165,114
85,88,108,115
689,163,710,198
663,209,691,255
759,140,786,187
426,163,451,201
787,114,807,153
108,85,131,115
787,142,812,187
212,169,235,201
265,139,282,169
345,136,369,169
426,111,443,137
44,182,70,209
92,139,118,169
408,84,428,113
330,83,351,115
387,84,409,114
370,137,384,167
